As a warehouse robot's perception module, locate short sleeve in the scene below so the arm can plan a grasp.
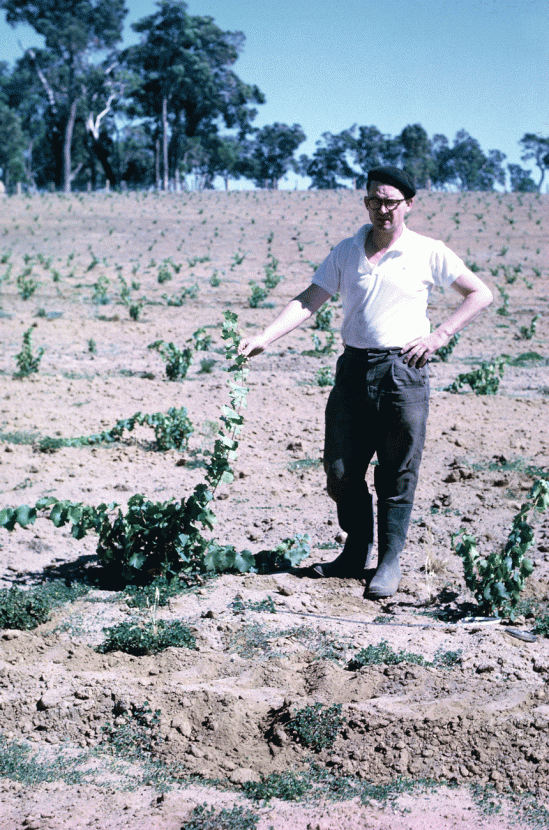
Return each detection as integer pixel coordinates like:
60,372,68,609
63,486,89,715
311,242,345,296
430,241,470,288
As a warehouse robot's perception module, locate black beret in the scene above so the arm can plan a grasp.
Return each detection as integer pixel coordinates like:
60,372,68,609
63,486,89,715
366,166,416,199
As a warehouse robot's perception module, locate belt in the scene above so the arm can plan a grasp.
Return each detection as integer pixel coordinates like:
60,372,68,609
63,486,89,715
344,345,401,355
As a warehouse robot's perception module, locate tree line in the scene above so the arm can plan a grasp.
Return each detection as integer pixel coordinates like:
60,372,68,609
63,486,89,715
0,0,548,194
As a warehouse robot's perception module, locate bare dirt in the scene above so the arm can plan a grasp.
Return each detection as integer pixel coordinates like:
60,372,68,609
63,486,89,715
0,189,548,829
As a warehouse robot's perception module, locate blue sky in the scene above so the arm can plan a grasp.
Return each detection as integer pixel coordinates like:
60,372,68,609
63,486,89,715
1,0,547,189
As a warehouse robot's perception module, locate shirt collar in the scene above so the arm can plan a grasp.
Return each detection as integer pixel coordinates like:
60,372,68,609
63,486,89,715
353,223,411,253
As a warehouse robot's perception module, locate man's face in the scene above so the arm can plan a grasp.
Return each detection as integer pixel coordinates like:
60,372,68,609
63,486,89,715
364,182,413,233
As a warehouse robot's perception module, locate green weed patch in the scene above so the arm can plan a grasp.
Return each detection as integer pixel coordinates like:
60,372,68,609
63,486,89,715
97,620,197,655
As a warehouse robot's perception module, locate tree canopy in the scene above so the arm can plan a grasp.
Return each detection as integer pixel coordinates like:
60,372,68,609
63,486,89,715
0,0,545,192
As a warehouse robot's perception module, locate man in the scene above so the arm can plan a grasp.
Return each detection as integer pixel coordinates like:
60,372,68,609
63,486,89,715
239,166,493,598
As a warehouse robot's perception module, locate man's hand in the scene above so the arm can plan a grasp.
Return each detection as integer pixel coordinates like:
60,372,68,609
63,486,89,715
401,329,450,368
238,334,268,358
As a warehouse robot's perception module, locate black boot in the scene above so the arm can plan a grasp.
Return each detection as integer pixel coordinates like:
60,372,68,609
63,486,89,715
367,503,413,598
312,493,374,579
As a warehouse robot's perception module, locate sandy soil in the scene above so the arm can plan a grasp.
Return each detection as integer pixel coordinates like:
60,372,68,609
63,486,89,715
0,189,548,829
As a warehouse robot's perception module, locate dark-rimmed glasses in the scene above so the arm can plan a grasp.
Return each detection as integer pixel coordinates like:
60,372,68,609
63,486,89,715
366,198,407,211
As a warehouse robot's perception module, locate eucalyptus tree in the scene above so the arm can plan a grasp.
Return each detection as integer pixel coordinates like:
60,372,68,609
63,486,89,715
519,133,549,191
300,130,356,189
1,0,127,191
507,163,537,193
246,122,306,189
396,123,436,188
122,0,264,190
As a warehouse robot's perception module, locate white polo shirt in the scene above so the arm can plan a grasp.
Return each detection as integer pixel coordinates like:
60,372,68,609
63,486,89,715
312,224,469,349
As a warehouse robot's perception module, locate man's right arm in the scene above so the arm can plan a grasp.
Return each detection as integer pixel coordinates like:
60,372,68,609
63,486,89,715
239,283,332,357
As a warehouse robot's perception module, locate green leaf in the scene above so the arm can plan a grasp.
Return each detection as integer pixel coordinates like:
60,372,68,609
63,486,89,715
14,504,37,528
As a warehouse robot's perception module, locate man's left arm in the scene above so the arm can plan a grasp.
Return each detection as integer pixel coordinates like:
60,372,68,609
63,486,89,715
401,271,493,368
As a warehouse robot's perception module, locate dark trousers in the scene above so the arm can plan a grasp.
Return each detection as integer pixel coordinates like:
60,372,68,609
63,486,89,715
324,347,429,536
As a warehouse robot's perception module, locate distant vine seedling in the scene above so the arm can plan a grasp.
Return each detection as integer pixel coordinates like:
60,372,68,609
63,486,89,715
14,327,44,377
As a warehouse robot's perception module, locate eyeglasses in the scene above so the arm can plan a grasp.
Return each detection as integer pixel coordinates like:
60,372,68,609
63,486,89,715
366,198,407,211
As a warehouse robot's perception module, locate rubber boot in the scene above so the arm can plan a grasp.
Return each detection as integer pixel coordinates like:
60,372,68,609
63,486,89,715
312,493,374,579
367,503,413,598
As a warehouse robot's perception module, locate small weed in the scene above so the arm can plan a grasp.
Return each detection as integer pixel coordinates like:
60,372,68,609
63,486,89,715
198,358,216,374
124,577,187,609
243,771,309,802
88,338,96,353
101,700,161,758
37,407,193,453
187,255,210,267
0,581,89,631
230,594,277,614
97,619,197,655
509,351,546,367
288,457,322,472
288,702,344,750
532,613,549,637
125,297,145,320
181,804,259,830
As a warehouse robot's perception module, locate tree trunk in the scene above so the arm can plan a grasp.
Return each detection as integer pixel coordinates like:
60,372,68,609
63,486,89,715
63,98,78,193
155,139,160,189
162,95,169,191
